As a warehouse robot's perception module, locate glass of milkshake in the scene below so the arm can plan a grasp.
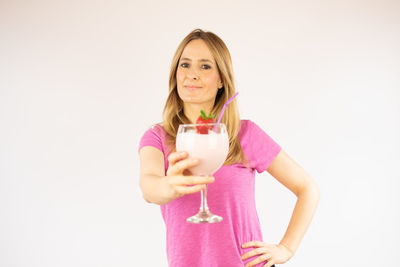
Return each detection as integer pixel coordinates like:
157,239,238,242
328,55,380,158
176,123,229,223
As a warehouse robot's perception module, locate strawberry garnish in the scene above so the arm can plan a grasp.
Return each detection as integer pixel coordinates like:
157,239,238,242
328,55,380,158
196,110,216,134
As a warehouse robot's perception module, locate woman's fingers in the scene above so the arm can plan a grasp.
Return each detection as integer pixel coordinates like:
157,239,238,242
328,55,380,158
242,241,268,248
168,175,214,186
175,184,207,195
241,242,291,267
245,253,272,267
172,158,199,174
168,151,188,166
167,176,214,197
166,151,215,197
186,175,215,185
241,247,268,261
241,241,279,267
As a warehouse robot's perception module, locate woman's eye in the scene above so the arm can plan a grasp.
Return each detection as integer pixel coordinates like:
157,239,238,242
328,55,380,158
180,63,189,68
202,64,211,70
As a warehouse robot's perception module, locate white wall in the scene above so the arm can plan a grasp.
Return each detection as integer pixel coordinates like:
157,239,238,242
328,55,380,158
1,0,399,266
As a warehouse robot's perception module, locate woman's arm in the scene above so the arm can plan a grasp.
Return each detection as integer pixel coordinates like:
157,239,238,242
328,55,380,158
266,149,320,254
241,149,319,267
139,146,215,205
139,146,172,205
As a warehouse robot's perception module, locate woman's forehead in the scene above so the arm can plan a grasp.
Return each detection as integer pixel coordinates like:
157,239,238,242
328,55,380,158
180,40,215,62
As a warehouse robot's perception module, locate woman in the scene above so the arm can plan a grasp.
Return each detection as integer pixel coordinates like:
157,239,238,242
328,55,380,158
139,29,320,267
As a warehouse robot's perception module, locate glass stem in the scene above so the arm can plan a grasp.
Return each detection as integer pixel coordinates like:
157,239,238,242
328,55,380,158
200,185,209,213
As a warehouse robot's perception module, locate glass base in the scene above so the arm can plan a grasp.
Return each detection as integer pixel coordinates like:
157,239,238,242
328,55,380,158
186,210,223,224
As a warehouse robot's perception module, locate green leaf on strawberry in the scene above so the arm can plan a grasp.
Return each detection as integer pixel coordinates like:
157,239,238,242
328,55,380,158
196,110,216,134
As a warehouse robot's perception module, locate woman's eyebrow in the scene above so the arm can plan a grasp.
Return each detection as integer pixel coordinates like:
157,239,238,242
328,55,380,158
180,57,214,63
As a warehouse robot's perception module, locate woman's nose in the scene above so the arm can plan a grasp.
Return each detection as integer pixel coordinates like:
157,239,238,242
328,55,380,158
187,68,199,80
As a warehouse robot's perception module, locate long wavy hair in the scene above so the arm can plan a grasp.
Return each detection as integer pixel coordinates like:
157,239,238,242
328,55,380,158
162,29,245,165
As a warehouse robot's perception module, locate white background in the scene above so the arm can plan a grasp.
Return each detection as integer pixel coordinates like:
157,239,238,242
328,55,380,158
1,0,399,266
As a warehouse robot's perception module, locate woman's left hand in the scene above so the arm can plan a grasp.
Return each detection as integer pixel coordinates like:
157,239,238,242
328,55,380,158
241,241,294,267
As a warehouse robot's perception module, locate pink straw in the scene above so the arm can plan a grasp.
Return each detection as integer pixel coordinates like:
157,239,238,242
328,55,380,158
213,92,239,131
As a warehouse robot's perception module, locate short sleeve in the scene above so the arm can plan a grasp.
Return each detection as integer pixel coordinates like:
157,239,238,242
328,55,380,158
138,125,164,154
240,120,282,173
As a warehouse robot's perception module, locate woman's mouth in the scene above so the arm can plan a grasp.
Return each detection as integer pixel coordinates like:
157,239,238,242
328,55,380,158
184,85,202,90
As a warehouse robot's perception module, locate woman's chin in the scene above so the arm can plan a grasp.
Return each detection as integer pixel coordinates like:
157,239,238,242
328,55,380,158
179,93,202,103
180,93,215,104
182,97,201,104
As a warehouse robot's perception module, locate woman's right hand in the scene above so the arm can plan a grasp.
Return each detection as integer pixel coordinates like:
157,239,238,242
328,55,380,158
165,151,214,200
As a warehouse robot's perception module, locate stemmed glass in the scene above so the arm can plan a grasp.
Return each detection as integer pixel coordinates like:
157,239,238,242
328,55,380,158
176,123,229,223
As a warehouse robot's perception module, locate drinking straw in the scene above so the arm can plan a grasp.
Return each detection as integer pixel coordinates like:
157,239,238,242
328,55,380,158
213,92,239,131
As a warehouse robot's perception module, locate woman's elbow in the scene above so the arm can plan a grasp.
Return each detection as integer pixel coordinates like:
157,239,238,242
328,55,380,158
139,178,151,203
307,179,320,202
298,177,320,201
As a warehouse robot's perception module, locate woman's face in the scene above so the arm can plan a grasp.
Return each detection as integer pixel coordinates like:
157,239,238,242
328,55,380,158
176,39,222,106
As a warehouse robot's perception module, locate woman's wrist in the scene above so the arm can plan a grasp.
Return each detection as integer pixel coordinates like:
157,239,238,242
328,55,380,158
160,176,177,203
142,174,175,205
278,242,295,257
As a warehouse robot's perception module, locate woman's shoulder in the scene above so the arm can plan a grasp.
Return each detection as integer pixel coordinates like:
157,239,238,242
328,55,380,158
239,119,275,141
145,122,165,134
139,122,168,142
138,122,168,153
239,119,258,134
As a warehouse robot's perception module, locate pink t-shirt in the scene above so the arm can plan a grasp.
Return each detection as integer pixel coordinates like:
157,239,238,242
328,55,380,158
138,120,282,267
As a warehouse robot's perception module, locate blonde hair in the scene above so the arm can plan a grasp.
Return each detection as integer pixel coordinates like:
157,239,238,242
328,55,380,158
162,29,245,165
